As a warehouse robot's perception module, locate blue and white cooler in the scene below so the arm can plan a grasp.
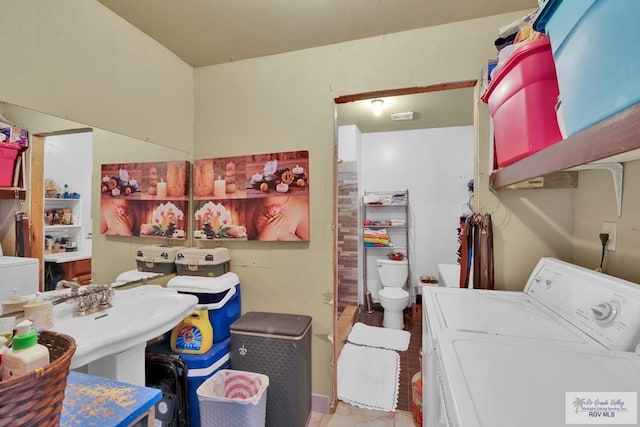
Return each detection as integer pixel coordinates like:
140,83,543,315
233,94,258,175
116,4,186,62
147,337,231,427
167,272,241,343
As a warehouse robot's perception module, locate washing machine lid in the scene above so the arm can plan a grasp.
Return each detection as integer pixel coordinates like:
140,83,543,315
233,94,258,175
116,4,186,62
0,256,39,268
423,287,596,347
438,331,640,427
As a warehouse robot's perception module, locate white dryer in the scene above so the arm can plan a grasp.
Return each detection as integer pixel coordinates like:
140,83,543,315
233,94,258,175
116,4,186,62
436,331,640,426
422,257,640,427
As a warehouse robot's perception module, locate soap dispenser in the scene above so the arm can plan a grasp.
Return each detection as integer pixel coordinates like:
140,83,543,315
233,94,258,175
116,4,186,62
2,319,50,380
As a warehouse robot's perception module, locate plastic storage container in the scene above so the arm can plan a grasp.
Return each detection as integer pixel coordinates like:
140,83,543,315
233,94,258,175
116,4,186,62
481,38,563,168
147,337,231,427
175,247,231,277
0,143,21,187
230,312,312,427
197,369,269,427
167,273,241,343
135,245,184,274
533,0,640,136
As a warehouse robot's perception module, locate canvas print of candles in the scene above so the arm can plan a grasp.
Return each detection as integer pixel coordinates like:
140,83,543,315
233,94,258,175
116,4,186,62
99,161,190,239
193,150,309,241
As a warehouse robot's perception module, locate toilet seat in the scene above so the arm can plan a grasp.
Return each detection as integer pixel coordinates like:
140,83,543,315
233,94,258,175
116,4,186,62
379,288,409,300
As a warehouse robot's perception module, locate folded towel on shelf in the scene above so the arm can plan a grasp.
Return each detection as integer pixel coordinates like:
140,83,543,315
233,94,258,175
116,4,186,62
364,228,390,244
362,228,388,236
363,194,382,205
364,238,390,246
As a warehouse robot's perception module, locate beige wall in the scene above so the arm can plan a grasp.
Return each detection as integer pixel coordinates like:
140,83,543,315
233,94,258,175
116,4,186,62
0,0,194,152
194,10,533,398
0,0,194,284
572,161,640,283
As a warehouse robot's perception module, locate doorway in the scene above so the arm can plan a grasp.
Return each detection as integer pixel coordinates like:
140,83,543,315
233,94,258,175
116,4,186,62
31,129,94,290
332,80,477,406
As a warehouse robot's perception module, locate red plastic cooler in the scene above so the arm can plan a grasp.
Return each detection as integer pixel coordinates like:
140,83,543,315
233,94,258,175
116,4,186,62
482,38,563,168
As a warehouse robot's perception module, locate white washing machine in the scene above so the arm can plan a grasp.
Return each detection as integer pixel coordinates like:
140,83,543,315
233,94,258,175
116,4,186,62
0,256,39,302
422,257,640,426
436,331,640,426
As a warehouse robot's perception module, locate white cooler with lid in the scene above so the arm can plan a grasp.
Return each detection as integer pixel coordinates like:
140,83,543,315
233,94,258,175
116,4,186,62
167,273,241,343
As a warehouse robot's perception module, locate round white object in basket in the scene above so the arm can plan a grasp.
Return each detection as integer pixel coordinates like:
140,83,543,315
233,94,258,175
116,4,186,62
378,288,409,329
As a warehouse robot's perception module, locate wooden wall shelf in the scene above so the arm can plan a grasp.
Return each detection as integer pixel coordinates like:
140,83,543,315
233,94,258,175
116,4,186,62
0,188,26,200
491,103,640,189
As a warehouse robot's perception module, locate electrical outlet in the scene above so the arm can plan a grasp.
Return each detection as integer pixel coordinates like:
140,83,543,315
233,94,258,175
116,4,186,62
601,222,617,252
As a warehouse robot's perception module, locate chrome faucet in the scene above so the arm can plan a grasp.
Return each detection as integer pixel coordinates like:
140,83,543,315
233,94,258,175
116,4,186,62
51,280,114,315
56,279,80,292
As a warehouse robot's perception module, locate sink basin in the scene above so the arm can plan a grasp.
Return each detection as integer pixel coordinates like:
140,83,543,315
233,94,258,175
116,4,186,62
50,285,197,384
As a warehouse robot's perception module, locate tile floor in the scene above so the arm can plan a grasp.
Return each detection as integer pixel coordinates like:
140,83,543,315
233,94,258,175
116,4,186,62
309,302,423,426
307,402,416,426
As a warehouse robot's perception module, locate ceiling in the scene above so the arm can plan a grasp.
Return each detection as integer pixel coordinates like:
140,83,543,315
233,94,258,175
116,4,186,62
336,86,476,133
97,0,536,132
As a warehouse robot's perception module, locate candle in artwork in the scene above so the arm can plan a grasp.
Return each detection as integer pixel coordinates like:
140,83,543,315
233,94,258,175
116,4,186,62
157,179,167,198
213,177,226,198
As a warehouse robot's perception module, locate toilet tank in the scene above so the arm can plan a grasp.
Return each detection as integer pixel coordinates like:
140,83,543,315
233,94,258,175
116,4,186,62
376,258,408,288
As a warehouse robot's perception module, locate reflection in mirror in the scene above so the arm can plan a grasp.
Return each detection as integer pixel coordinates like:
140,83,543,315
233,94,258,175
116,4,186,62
0,101,192,291
334,85,475,336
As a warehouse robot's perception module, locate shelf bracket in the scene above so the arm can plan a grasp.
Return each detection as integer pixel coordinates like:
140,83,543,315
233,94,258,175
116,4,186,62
569,162,623,218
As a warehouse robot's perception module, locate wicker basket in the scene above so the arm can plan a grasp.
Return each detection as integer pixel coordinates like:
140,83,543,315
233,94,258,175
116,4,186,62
0,330,76,427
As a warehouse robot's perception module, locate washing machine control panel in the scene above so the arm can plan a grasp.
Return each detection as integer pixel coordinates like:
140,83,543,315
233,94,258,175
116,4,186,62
591,302,619,324
525,258,640,351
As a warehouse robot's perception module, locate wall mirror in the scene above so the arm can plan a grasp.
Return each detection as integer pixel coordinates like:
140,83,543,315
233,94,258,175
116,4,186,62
0,101,192,289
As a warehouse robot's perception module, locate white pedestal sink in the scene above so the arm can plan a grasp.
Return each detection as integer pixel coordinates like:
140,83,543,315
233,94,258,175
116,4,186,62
50,285,197,385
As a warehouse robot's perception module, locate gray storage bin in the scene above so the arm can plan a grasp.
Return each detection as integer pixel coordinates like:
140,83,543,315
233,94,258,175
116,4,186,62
230,312,312,427
135,245,185,274
197,369,268,427
175,247,230,277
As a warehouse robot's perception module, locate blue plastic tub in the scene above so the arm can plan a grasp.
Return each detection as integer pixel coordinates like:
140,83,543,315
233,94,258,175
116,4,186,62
533,0,640,136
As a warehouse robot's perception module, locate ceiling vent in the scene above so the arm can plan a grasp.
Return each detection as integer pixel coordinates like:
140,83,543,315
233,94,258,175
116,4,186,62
390,111,414,121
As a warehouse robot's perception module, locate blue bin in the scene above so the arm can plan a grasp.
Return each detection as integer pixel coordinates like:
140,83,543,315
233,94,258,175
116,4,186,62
534,0,640,135
168,272,242,343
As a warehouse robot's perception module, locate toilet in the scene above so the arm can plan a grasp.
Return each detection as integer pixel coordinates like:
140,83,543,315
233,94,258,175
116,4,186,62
376,258,409,329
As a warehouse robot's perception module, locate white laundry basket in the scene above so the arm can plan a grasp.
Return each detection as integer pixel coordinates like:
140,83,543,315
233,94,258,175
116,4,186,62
197,369,269,427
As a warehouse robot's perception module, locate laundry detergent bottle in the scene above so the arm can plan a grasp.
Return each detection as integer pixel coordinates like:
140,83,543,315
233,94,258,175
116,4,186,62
2,319,50,380
170,307,213,354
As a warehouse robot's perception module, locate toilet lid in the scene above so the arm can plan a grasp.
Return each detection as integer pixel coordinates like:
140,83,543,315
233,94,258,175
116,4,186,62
379,288,409,300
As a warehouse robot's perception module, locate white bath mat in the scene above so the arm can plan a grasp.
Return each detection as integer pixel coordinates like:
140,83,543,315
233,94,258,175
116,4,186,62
347,322,411,351
337,343,400,412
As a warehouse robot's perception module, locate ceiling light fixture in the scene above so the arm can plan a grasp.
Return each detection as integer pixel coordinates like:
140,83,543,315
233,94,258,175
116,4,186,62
371,99,384,117
390,111,415,121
